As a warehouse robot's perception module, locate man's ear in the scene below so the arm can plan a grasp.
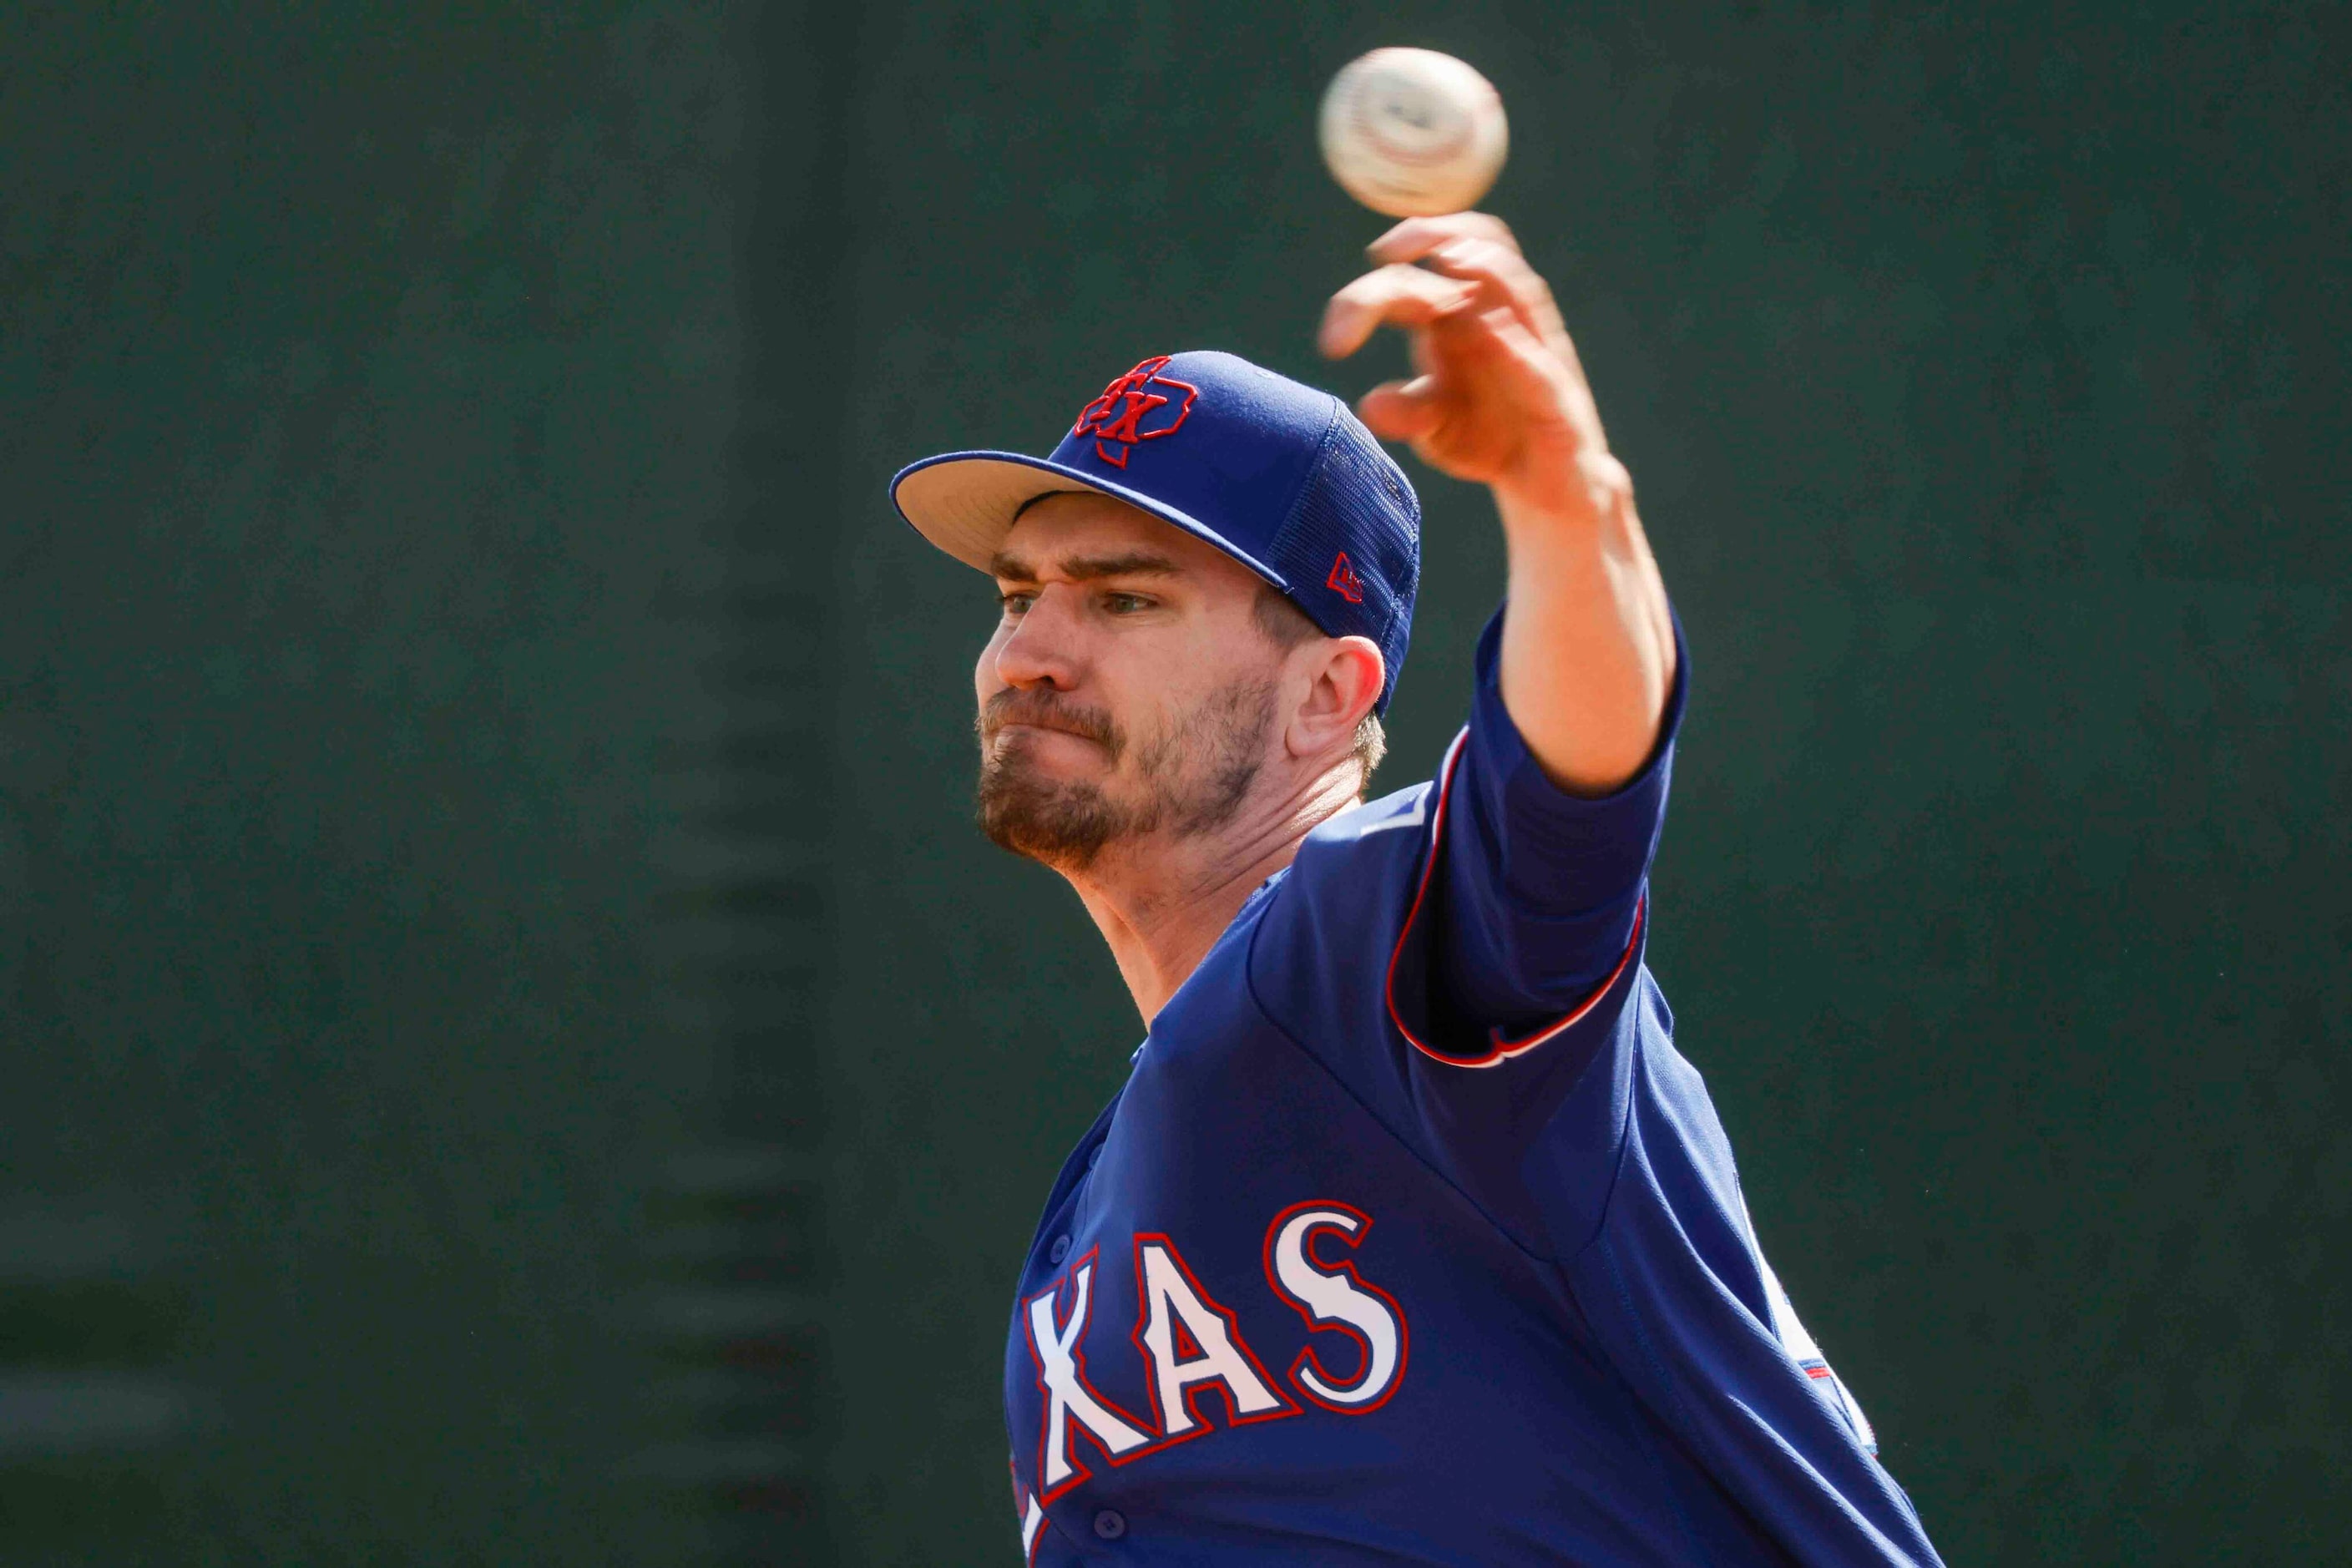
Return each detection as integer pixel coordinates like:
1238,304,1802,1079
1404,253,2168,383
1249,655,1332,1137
1283,635,1385,762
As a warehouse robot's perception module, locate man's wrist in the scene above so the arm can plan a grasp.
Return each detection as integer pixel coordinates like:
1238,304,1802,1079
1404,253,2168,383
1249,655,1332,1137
1490,448,1635,540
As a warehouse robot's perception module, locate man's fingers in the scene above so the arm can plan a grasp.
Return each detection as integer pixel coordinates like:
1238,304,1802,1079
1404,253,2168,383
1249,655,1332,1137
1418,236,1571,355
1363,218,1580,387
1365,211,1520,266
1318,265,1477,358
1426,307,1561,408
1355,377,1446,441
1449,306,1605,449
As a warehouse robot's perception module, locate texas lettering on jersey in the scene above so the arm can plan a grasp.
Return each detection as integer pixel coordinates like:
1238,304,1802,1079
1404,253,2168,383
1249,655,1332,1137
1021,1203,1407,1504
999,616,1941,1566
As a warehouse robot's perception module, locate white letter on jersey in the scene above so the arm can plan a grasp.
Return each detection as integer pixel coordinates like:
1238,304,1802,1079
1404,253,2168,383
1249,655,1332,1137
1737,1190,1880,1455
1757,1249,1879,1454
1025,1257,1151,1491
1019,1491,1045,1564
1132,1236,1290,1436
1265,1202,1409,1411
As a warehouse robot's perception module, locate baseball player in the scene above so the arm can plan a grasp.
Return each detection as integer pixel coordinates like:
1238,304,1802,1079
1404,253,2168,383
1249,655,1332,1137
890,215,1943,1565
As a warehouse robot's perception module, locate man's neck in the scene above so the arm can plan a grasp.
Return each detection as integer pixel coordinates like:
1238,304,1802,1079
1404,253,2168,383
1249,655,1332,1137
1065,766,1364,1025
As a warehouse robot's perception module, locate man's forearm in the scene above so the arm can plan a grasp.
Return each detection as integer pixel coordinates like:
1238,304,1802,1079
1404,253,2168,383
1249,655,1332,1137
1493,466,1677,797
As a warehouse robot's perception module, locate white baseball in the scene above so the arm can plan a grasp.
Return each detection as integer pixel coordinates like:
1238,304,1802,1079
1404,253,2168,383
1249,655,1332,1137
1318,48,1509,219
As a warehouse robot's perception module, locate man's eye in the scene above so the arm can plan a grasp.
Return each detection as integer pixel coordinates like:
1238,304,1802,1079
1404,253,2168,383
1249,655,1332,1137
999,591,1035,615
1103,593,1152,615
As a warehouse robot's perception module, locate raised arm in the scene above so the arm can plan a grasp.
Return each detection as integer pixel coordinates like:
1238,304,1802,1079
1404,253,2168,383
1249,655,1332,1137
1319,215,1676,796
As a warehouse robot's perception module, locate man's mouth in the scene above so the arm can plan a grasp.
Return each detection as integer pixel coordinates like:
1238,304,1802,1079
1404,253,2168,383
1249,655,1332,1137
980,696,1120,757
993,719,1100,745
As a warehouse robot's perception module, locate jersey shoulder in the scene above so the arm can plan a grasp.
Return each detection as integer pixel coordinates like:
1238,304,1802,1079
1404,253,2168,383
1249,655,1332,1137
1302,777,1439,856
1247,778,1437,1009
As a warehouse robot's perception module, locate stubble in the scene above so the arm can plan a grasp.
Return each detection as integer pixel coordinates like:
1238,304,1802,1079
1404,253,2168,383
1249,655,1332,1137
975,679,1277,871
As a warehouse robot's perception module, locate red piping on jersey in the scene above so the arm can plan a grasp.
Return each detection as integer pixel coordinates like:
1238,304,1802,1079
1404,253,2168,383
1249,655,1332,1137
1383,727,1646,1070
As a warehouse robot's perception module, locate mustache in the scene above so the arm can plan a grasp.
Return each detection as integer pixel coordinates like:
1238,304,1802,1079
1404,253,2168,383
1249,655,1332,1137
978,690,1123,756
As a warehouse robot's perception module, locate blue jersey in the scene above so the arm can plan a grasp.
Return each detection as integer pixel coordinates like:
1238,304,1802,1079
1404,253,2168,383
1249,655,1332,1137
1003,615,1943,1565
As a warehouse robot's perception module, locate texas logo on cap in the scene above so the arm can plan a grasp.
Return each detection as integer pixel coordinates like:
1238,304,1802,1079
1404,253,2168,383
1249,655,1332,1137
1072,357,1199,468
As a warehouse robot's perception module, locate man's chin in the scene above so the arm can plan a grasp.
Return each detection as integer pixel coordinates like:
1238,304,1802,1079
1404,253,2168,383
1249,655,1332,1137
975,766,1136,871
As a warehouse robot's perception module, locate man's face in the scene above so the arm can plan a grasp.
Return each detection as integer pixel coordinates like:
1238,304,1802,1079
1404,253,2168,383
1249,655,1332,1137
974,492,1288,870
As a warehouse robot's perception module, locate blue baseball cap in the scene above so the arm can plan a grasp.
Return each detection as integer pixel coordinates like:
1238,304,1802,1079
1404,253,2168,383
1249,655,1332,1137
890,350,1421,713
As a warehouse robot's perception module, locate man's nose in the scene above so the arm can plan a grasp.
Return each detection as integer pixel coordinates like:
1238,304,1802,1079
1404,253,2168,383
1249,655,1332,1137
992,586,1081,690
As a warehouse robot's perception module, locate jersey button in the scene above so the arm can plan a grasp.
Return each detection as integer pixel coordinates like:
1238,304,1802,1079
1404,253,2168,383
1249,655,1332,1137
1092,1509,1126,1540
1048,1234,1071,1265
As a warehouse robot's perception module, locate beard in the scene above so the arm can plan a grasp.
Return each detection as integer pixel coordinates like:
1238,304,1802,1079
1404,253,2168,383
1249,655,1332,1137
975,679,1276,871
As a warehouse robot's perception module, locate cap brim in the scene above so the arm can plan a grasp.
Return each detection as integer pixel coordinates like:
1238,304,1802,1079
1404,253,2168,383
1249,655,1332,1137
890,451,1291,589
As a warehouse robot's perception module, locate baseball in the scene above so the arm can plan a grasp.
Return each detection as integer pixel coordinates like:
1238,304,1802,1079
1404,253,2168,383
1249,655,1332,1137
1318,48,1509,218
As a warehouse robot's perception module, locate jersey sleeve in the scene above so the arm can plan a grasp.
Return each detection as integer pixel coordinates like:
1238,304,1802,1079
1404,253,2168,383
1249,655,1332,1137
1245,603,1689,1252
1390,604,1687,1066
1556,1034,1946,1566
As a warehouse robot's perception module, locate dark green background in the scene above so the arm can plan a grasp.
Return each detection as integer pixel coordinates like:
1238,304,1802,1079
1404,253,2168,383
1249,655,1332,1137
2,2,2344,1562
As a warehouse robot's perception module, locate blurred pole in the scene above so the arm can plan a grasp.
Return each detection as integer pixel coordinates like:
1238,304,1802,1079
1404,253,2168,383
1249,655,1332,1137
1,719,199,1556
630,3,859,1562
0,1193,197,1561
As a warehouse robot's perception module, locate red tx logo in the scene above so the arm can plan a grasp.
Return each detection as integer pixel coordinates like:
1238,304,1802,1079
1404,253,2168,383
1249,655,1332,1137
1072,356,1200,468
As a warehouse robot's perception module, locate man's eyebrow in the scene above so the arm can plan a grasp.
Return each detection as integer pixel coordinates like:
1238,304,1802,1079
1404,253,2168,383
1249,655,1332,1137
987,550,1183,583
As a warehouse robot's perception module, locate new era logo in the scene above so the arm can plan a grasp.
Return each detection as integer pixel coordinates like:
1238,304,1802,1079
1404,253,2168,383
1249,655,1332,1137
1326,552,1366,604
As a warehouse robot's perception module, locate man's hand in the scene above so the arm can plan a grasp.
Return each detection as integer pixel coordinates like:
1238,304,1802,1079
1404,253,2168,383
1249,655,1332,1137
1319,214,1677,797
1318,214,1622,514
